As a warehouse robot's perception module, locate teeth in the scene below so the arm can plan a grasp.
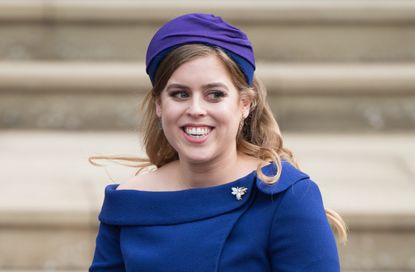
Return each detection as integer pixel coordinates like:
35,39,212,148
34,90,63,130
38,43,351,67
185,127,211,137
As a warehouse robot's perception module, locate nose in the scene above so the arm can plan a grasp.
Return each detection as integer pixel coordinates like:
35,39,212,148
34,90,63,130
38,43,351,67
186,96,207,117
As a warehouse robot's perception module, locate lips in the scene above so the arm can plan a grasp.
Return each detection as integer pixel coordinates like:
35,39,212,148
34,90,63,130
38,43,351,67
181,125,214,142
184,126,212,137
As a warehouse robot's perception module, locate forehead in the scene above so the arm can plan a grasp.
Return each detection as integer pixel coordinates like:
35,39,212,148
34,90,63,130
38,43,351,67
166,54,234,87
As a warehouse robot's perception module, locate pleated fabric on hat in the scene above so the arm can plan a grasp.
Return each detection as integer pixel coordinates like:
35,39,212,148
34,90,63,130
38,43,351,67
146,13,256,86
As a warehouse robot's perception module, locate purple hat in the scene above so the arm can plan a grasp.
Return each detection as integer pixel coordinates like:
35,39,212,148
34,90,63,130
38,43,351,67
146,13,255,86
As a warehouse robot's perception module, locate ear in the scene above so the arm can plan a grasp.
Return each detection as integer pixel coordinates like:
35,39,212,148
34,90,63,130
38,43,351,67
155,98,162,118
240,96,251,119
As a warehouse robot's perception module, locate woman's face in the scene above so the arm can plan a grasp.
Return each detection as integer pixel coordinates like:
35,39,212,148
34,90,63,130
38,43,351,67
156,54,250,164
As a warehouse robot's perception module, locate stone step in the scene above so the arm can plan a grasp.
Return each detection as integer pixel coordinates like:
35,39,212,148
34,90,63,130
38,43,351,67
0,0,414,62
1,61,415,131
0,130,414,271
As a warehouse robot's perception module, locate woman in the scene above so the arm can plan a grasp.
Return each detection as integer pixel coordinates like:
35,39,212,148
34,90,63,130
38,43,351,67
89,13,347,271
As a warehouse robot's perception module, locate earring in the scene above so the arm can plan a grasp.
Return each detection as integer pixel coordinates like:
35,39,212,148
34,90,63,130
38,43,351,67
158,117,163,130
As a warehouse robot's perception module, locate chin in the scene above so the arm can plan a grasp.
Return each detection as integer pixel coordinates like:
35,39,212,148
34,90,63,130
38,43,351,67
179,151,216,164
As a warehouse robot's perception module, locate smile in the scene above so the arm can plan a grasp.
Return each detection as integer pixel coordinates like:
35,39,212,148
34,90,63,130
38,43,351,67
183,126,212,137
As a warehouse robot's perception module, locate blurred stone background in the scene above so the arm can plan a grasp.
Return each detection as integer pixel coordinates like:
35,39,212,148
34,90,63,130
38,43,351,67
0,0,415,271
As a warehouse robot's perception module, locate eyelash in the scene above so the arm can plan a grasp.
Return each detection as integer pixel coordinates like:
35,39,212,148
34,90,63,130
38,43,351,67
170,91,189,99
207,90,226,100
169,90,226,100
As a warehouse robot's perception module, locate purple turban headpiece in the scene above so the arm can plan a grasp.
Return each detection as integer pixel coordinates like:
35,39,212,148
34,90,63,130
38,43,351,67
146,13,256,86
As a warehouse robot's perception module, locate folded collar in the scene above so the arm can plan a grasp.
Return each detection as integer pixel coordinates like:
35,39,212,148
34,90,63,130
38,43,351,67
98,161,309,226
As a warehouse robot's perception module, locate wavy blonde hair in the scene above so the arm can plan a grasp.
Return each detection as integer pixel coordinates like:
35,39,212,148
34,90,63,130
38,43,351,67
89,44,347,244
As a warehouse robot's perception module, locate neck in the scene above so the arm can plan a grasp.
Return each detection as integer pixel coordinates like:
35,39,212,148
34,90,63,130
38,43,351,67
176,150,256,189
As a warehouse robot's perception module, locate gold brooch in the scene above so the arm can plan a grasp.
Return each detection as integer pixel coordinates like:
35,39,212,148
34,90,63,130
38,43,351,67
231,187,248,200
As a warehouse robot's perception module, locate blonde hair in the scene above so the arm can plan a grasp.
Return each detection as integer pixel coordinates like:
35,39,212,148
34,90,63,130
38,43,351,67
89,44,347,244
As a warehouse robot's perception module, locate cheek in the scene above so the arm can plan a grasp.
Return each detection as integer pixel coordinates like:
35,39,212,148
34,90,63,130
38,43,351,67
159,101,185,126
212,106,241,130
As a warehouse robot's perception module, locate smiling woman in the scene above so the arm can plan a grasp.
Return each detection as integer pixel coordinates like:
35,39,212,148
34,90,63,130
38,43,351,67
89,13,347,272
155,53,250,169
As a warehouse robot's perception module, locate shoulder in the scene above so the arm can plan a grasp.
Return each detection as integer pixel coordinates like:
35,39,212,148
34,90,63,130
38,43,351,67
266,164,331,240
255,160,311,196
116,161,179,192
267,169,339,270
269,179,340,270
256,161,326,216
116,171,161,191
277,178,325,214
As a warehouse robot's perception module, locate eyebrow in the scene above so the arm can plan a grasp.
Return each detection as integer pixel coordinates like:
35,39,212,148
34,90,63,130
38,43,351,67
203,83,229,90
166,82,229,91
166,84,190,92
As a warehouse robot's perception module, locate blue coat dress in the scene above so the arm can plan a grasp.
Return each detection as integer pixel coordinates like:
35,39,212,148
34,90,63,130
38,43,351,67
90,161,340,271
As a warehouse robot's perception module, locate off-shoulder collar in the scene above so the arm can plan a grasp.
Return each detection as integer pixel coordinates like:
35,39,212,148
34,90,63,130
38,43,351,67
98,161,309,226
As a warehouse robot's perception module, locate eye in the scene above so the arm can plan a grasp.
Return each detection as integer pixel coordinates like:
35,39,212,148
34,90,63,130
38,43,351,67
169,90,189,99
207,90,226,100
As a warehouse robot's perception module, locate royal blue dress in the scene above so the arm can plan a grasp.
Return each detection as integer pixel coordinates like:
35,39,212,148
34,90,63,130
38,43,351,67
90,161,340,271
